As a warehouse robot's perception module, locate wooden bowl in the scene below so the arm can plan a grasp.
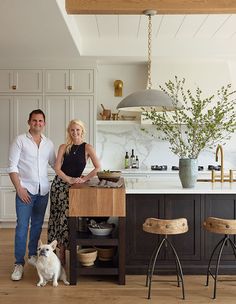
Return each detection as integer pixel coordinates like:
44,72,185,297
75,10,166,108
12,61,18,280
97,171,121,182
95,247,115,261
78,248,97,266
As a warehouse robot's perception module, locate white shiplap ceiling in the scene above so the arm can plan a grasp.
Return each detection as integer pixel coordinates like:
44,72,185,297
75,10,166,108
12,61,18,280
1,0,236,62
68,13,236,58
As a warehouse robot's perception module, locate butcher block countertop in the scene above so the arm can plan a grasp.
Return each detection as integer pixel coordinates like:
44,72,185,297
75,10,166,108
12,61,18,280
69,178,126,217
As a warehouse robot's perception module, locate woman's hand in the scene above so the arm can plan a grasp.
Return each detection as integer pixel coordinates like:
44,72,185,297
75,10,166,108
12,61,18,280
67,176,87,184
74,176,87,184
66,176,78,185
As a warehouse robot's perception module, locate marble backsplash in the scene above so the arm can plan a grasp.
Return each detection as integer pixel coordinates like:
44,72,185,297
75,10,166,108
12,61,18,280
96,124,236,171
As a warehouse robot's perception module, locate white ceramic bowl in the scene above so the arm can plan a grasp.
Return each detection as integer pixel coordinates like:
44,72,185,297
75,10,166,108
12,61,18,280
89,226,113,236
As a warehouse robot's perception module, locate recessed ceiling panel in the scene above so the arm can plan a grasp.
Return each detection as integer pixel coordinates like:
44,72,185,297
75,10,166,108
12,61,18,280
157,15,186,38
96,15,118,38
74,15,99,38
195,14,231,38
212,14,236,38
119,15,141,38
173,14,209,38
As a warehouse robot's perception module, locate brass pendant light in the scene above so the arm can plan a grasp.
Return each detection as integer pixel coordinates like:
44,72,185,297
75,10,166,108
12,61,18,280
117,10,174,112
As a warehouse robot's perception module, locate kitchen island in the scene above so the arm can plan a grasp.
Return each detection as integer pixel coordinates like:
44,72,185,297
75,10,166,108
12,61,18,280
125,177,236,275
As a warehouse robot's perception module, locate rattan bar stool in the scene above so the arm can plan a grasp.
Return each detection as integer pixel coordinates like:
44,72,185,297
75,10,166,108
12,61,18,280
143,217,188,300
203,217,236,299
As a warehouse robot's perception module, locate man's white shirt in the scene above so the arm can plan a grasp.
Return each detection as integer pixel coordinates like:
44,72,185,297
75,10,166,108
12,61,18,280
8,132,56,195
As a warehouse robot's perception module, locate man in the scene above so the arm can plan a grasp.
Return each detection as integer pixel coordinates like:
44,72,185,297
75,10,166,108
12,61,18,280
8,109,56,281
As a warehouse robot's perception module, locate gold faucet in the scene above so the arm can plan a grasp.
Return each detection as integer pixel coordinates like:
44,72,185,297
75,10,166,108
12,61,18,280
215,144,224,182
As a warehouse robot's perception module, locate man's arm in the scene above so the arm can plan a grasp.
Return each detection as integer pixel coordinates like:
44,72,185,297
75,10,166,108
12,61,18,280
9,172,31,203
8,137,31,203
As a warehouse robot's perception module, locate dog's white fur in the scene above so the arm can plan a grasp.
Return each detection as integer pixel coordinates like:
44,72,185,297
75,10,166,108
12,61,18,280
36,240,69,287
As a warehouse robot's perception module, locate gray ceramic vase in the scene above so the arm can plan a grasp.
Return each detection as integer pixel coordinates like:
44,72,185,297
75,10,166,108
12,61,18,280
179,158,198,188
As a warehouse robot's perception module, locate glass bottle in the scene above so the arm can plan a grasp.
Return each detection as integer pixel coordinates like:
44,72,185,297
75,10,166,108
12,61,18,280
130,149,135,168
124,152,130,169
135,156,139,169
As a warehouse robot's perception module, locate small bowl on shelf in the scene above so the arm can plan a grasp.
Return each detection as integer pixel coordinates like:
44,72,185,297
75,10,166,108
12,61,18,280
78,248,97,266
97,170,121,182
88,226,113,236
95,246,115,261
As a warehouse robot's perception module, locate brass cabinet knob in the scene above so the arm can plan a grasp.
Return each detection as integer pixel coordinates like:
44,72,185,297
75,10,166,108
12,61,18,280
67,85,72,90
12,85,16,90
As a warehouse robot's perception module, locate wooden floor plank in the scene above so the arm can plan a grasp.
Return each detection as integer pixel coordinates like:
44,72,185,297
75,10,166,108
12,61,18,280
1,229,236,303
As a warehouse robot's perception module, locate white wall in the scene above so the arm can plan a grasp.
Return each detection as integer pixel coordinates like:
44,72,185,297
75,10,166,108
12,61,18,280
96,58,236,170
96,63,147,117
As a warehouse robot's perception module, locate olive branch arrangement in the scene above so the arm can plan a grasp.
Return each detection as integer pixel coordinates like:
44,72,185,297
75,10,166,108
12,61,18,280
142,76,236,159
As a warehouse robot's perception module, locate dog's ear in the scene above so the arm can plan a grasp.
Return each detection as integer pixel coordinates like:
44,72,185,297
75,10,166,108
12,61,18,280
38,239,43,247
50,240,57,250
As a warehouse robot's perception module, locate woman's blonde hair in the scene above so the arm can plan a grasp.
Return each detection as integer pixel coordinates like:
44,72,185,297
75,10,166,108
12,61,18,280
65,119,86,154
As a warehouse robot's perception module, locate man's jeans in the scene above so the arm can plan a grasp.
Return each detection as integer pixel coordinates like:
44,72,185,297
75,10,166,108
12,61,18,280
14,192,49,265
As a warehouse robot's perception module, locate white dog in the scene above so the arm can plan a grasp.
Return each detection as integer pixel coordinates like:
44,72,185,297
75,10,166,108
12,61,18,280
36,240,70,287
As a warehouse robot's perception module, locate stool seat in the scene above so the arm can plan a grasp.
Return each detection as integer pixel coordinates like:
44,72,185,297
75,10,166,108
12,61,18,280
143,217,188,299
203,216,236,299
203,217,236,235
143,217,188,235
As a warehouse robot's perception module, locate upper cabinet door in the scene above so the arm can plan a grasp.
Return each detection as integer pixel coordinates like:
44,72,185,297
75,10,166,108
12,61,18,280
45,69,94,94
70,70,94,93
0,70,13,93
0,70,42,93
14,70,43,93
45,70,70,93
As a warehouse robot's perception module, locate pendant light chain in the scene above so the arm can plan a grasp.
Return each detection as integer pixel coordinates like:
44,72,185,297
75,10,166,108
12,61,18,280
147,14,152,90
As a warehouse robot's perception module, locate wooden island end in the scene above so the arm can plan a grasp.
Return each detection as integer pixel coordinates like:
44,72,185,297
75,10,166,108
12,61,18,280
68,178,126,285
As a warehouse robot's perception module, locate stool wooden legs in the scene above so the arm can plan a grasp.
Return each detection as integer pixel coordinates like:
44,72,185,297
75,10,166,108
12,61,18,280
146,236,185,300
205,235,236,299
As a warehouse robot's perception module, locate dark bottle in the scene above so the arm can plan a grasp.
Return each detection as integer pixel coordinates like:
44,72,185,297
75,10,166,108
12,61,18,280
130,149,135,168
135,156,139,169
124,152,130,169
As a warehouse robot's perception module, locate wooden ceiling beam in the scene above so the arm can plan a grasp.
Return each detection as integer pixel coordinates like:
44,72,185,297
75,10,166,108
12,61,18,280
65,0,236,15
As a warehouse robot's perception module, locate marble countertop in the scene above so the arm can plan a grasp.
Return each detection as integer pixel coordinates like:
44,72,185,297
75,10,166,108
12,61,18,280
125,178,236,194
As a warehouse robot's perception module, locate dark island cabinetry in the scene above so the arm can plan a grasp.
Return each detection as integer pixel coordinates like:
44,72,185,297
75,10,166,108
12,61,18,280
126,194,236,275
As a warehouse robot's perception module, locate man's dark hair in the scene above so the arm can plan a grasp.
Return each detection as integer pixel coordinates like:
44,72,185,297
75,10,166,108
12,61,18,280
28,109,45,122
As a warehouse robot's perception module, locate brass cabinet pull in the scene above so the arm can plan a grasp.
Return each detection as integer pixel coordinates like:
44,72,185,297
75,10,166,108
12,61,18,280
12,85,16,90
67,85,72,90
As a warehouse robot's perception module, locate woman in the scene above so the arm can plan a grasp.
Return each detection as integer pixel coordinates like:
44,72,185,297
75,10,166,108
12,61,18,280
48,119,100,265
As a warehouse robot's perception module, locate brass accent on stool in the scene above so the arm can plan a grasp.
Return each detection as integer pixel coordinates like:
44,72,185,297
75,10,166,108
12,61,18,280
203,217,236,299
143,218,188,300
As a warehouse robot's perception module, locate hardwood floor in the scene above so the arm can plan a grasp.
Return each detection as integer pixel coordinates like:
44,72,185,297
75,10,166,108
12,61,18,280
1,229,236,304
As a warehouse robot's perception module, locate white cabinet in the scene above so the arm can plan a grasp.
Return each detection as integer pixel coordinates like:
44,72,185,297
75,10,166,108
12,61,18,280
0,189,16,223
0,96,13,168
45,95,70,152
0,70,43,93
45,69,94,94
70,95,95,146
13,95,43,135
0,95,43,168
45,95,94,152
